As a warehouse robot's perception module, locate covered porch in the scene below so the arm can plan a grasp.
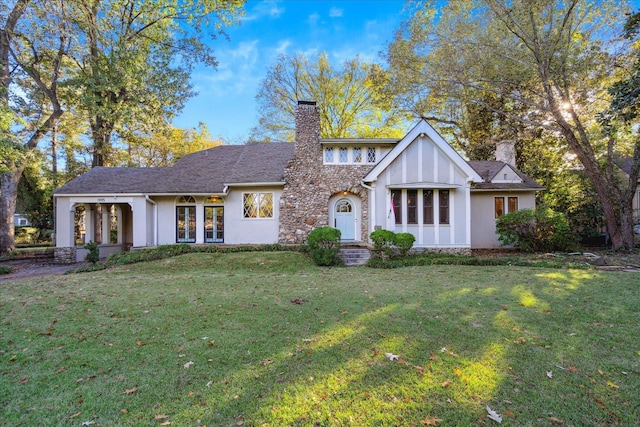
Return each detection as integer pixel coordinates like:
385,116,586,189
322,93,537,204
53,195,156,264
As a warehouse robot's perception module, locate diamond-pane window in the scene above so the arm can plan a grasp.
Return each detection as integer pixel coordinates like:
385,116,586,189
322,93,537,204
259,193,274,218
339,147,348,163
353,147,362,163
243,193,273,218
324,147,334,163
243,193,258,218
367,147,376,163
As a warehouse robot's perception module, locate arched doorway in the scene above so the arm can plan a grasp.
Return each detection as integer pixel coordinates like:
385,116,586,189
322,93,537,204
334,198,355,240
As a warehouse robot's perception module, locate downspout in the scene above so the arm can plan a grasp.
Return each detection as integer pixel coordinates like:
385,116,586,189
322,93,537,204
145,195,157,247
360,181,375,242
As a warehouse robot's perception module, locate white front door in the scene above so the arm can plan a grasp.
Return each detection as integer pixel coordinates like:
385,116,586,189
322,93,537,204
334,199,355,240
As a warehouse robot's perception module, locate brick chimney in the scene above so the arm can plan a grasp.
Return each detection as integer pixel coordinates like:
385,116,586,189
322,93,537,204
495,140,516,166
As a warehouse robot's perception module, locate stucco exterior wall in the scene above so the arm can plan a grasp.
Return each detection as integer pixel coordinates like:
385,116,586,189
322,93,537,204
154,189,283,246
470,191,537,248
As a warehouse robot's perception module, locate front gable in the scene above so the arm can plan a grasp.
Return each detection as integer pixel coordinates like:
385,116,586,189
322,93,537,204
363,120,482,185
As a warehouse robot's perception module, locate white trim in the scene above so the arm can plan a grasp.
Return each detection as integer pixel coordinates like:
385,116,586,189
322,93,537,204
387,182,462,189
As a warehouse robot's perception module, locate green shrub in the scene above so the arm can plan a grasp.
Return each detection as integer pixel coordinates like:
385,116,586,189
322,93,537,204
394,232,415,256
370,229,396,260
15,227,39,245
496,207,578,252
0,265,12,275
84,241,100,264
307,227,343,266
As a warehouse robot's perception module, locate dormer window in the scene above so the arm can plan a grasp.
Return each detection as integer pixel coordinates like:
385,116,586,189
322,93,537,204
322,146,380,165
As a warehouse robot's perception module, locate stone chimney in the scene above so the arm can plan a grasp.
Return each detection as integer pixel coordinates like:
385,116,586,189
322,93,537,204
294,100,320,151
495,140,516,166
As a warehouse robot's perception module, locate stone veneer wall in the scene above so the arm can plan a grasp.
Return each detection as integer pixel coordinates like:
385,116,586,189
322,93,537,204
279,102,372,244
54,247,77,264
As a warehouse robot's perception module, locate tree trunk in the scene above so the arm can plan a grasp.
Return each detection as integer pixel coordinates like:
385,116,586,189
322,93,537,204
91,117,114,167
0,167,24,253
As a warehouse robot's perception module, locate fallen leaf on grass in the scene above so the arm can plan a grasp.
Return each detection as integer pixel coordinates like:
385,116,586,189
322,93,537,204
69,412,82,419
420,416,442,425
136,340,144,347
55,366,66,374
441,379,452,388
124,387,138,395
385,352,399,361
546,371,553,378
567,365,578,373
160,422,171,426
548,416,564,424
486,406,502,423
606,380,619,389
290,298,305,304
207,340,216,347
120,409,128,414
154,414,169,420
19,378,28,384
183,361,194,369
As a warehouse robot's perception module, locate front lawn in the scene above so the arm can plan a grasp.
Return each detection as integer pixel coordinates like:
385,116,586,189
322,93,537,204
1,252,638,426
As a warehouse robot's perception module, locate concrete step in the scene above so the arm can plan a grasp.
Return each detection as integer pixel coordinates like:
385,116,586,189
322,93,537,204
339,248,371,266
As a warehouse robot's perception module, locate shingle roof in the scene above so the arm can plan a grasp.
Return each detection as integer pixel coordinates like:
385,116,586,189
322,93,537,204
54,142,295,195
468,160,544,190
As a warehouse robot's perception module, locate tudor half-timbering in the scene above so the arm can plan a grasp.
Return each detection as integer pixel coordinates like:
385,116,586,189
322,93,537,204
53,101,543,263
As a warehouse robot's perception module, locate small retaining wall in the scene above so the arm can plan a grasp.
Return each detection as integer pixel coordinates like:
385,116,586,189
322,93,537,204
54,247,77,264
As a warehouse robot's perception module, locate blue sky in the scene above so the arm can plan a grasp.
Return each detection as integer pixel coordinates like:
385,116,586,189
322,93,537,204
173,0,410,142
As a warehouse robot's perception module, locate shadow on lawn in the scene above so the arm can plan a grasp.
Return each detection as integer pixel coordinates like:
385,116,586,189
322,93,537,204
170,267,636,426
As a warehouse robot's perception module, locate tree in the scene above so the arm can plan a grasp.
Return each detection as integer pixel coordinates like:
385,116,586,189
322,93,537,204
252,52,407,141
67,0,245,167
125,123,222,167
385,0,638,250
1,0,67,254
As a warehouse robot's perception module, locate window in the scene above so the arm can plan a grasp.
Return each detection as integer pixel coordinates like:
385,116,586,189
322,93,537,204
324,147,334,163
339,147,348,163
423,190,434,224
439,190,449,224
176,196,196,243
176,206,196,243
205,206,224,243
508,197,518,213
243,192,274,218
353,147,362,163
495,197,505,218
392,190,402,224
367,147,376,163
407,190,417,224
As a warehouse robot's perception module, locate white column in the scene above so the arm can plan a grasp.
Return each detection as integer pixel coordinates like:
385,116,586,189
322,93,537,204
84,205,94,244
102,205,111,244
195,200,204,244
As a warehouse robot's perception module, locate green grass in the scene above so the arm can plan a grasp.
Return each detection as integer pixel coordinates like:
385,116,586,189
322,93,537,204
1,252,638,426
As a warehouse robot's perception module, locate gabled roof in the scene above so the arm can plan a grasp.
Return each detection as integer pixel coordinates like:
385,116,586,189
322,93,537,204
363,120,483,183
54,142,295,196
468,160,544,190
